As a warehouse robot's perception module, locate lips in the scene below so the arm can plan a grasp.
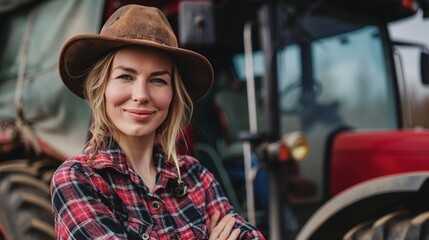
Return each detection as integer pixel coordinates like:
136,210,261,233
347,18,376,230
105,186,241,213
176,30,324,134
124,109,156,121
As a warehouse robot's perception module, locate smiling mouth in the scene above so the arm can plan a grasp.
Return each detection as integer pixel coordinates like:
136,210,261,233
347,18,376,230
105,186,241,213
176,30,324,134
124,109,156,121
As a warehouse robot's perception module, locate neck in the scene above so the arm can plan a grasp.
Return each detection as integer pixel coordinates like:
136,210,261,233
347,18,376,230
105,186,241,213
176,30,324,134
116,133,157,190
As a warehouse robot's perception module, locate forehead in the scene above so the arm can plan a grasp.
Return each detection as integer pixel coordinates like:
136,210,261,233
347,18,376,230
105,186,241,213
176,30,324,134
112,46,174,69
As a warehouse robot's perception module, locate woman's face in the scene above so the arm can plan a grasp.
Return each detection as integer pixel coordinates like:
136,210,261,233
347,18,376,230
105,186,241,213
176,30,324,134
105,46,173,141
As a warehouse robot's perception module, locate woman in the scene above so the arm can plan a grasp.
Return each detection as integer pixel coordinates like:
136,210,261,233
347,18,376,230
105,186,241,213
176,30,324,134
51,4,264,240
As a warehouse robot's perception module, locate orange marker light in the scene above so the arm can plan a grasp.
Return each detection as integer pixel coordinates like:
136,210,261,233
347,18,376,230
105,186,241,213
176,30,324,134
278,144,289,161
402,0,413,10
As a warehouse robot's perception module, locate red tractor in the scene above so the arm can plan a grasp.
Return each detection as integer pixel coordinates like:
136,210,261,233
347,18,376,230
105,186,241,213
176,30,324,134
178,0,429,239
1,0,429,239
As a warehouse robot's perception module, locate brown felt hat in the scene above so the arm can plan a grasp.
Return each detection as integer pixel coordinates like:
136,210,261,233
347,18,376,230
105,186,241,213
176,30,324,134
59,4,213,102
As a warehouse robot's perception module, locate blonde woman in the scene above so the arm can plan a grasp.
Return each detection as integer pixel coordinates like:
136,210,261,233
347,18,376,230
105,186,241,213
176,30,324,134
50,4,264,240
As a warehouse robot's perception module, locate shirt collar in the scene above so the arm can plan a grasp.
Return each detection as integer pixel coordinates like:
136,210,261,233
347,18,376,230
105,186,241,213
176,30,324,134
85,141,180,180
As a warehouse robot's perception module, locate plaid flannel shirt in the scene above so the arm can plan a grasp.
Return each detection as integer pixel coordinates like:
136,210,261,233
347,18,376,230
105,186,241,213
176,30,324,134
51,143,265,239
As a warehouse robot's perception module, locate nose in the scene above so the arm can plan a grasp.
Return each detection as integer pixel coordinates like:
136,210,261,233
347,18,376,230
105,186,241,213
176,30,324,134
132,81,150,104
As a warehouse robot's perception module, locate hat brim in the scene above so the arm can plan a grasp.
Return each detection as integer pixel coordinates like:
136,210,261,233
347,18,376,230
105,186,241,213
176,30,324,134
59,34,213,102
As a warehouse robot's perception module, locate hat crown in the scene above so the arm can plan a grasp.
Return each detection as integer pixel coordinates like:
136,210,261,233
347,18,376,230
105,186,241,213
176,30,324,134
100,5,178,47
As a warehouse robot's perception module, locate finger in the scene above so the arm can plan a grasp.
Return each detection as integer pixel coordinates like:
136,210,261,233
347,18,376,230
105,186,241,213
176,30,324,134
209,214,233,239
218,217,236,239
209,210,221,232
216,214,233,230
227,228,241,240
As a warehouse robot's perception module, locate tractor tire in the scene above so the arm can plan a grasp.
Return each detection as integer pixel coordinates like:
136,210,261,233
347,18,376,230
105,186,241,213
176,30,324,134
0,158,59,240
344,210,429,240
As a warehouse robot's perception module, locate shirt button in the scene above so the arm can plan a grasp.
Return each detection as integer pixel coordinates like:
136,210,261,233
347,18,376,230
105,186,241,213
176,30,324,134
151,201,161,210
142,233,150,240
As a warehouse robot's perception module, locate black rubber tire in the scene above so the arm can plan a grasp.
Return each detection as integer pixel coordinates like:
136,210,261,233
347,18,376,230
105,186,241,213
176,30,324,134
343,210,429,240
0,158,59,240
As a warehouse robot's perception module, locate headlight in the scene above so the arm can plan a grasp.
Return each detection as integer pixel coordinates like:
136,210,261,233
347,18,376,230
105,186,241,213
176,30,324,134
284,131,309,161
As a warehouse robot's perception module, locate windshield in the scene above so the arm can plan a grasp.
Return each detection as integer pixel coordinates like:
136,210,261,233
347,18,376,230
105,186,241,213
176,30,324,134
279,26,397,132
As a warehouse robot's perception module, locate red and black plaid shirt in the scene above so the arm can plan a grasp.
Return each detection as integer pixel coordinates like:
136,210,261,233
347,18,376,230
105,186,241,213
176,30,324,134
51,143,264,239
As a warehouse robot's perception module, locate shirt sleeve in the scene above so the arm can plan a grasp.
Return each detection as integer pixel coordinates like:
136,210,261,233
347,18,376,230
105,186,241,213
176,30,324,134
50,161,129,240
197,161,266,240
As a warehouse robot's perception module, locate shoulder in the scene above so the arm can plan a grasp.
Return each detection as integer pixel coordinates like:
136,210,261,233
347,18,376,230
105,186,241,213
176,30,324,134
51,154,95,187
178,155,217,186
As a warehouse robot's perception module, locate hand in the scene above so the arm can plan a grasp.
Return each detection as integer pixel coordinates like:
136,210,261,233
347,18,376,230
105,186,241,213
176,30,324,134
209,211,241,240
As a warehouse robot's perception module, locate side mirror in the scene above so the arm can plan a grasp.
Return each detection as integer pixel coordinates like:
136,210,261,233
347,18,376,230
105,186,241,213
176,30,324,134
420,48,429,84
178,2,215,46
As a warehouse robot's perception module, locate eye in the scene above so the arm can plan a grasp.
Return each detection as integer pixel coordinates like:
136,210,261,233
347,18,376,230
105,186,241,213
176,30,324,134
150,78,168,85
116,74,133,80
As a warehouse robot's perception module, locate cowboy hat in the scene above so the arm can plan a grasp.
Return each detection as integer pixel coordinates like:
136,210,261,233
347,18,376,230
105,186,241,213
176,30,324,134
58,4,213,102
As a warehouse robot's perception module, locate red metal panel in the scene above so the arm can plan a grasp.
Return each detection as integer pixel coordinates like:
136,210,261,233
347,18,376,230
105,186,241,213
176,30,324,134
330,130,429,196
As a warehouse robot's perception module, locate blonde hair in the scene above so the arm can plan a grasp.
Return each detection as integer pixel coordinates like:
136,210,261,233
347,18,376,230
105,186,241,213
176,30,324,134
83,49,193,178
84,51,118,153
159,65,193,177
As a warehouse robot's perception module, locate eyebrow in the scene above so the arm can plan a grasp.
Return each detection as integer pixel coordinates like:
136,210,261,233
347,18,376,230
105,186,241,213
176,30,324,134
150,70,171,77
112,66,171,77
112,66,138,74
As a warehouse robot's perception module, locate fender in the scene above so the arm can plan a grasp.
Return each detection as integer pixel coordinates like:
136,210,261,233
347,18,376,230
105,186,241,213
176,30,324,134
330,130,429,196
296,172,429,240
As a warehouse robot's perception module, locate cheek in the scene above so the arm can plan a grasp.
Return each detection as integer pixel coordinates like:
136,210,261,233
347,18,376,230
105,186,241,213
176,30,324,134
155,88,173,110
105,81,128,106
